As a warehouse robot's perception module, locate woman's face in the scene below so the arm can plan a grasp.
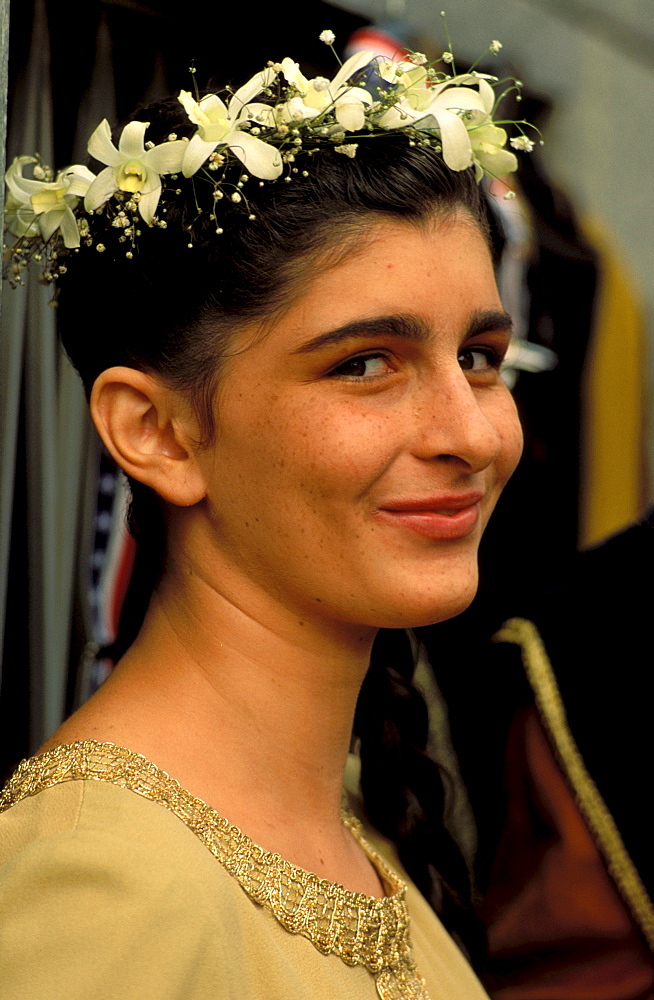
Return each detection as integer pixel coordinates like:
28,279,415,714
193,213,523,630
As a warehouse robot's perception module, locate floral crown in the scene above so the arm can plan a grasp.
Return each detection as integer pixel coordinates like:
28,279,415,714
3,29,536,287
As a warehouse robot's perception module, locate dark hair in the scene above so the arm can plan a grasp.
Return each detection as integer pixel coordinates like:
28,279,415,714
57,97,488,962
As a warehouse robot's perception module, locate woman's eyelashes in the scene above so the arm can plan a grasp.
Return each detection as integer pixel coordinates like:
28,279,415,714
326,342,507,382
329,352,395,380
457,345,505,374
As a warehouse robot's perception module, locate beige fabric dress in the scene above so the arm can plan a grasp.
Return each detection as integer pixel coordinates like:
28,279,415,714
0,742,489,1000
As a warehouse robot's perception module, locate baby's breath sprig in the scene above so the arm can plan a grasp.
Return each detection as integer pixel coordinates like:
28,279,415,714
318,28,341,67
439,10,456,73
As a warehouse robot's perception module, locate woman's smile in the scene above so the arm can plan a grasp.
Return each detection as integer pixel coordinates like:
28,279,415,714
192,212,523,630
374,491,484,539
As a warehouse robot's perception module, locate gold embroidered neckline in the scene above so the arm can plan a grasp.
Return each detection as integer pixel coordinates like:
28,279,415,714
0,740,430,1000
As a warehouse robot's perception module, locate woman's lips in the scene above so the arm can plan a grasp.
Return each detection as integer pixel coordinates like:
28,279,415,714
374,494,483,540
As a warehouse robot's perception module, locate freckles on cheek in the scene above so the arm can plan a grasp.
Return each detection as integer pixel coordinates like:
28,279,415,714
313,412,391,469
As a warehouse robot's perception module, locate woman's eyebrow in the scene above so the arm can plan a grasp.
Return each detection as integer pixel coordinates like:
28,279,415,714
292,315,429,353
466,310,514,338
293,309,513,355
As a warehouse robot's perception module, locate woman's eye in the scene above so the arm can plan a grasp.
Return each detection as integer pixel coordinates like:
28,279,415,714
330,353,392,379
458,347,500,373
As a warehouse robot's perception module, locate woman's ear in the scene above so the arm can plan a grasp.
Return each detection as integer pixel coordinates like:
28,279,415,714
90,367,208,506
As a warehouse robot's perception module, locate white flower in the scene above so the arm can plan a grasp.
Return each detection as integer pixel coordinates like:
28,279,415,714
319,29,336,45
459,76,518,179
442,51,454,64
377,72,487,170
409,52,427,65
490,40,503,54
84,120,187,225
378,71,517,178
5,155,95,248
376,59,400,84
334,144,358,158
278,51,374,131
376,58,421,85
454,75,517,178
510,135,535,152
469,123,517,179
178,68,283,180
4,157,39,237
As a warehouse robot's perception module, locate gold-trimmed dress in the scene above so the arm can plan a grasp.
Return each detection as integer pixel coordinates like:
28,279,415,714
0,741,489,1000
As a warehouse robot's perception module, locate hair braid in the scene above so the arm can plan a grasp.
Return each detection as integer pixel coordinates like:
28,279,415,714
354,628,486,966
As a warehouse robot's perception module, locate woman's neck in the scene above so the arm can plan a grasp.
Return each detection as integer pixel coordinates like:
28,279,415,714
49,553,381,889
131,576,375,824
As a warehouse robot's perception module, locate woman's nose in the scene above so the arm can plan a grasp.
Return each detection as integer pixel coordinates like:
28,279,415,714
411,368,503,473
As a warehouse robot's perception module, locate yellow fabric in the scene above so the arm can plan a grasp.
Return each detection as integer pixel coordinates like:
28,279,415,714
0,777,488,1000
579,217,648,548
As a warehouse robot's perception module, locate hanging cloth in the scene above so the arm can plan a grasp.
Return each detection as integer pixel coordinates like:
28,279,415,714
0,0,91,762
578,217,648,547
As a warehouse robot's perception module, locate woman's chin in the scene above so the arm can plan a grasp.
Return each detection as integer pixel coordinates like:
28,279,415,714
367,579,480,631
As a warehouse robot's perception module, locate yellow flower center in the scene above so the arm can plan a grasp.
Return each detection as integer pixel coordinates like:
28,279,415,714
30,187,66,214
475,141,500,154
118,159,147,193
201,119,231,143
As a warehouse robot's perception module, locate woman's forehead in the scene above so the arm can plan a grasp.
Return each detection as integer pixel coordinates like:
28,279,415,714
227,215,500,359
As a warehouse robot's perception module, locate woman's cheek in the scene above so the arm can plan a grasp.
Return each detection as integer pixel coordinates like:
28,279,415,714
300,404,399,481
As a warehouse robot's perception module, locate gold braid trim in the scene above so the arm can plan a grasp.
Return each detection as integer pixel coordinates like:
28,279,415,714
0,741,430,1000
493,617,654,952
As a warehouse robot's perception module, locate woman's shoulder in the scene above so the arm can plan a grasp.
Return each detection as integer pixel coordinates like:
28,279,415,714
0,740,269,920
0,766,230,916
2,741,212,851
2,750,214,870
0,745,241,999
0,741,246,899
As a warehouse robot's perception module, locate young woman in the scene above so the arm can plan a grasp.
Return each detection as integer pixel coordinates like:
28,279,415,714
0,45,525,999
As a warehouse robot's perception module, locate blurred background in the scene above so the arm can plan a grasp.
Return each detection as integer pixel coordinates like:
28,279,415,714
0,0,652,776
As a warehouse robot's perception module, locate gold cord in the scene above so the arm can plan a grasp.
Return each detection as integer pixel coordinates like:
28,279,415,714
494,617,654,952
